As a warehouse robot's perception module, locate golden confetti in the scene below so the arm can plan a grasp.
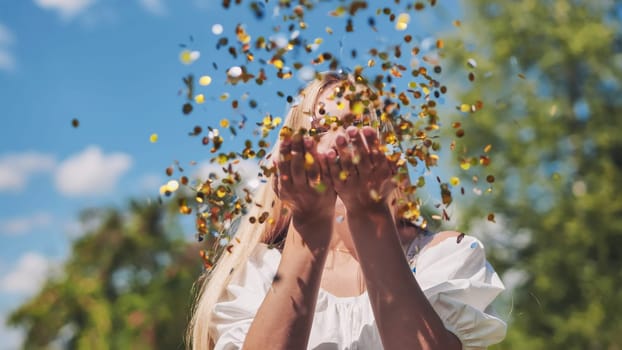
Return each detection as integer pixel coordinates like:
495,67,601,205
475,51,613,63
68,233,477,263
304,152,314,169
168,3,500,267
150,133,158,143
194,94,205,104
449,177,460,186
395,13,410,31
180,50,200,65
199,75,212,86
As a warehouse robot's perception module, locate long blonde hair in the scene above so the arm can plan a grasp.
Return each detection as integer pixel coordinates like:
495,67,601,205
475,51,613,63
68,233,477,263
187,72,405,350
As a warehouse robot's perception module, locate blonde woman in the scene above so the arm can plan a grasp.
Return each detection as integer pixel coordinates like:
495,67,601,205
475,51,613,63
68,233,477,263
188,73,507,350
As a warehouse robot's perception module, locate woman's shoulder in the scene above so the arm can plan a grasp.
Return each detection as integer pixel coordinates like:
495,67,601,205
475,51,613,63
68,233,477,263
415,230,485,252
407,231,488,270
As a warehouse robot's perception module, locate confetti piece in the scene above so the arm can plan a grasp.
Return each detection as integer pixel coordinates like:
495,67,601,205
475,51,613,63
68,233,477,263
180,50,200,65
227,66,242,78
212,24,223,35
456,232,465,243
395,13,410,31
194,94,205,104
71,118,79,128
166,180,179,192
487,213,496,222
467,58,477,68
150,133,158,143
449,177,460,186
199,75,212,86
440,183,452,206
182,103,193,115
369,189,381,202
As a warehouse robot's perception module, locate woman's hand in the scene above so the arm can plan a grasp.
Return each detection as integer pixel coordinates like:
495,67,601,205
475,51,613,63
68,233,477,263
273,133,337,222
323,126,397,213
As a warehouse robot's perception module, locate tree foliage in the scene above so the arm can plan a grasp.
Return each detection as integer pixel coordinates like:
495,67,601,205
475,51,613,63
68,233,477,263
443,1,622,349
8,200,202,350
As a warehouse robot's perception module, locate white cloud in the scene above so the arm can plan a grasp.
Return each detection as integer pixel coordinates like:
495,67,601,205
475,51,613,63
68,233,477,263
0,252,50,295
0,212,53,236
0,152,56,192
0,51,16,72
192,0,212,10
0,316,23,350
138,0,166,15
138,173,163,192
0,23,14,46
0,22,16,73
33,0,96,19
54,146,132,196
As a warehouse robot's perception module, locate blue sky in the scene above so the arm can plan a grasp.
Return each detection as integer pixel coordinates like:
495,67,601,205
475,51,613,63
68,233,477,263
0,0,462,347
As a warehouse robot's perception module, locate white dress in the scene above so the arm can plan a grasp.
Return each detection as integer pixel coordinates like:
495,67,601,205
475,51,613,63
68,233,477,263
211,233,507,350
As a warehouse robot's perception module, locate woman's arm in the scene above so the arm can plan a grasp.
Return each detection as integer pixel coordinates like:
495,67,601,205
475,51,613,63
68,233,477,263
347,203,462,350
243,215,332,349
327,126,461,349
244,134,335,349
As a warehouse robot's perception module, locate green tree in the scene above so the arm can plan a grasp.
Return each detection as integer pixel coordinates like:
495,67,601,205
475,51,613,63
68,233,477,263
443,1,622,349
8,200,202,350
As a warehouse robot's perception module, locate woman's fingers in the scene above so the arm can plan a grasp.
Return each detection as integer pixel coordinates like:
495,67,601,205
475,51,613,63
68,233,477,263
362,126,390,171
324,148,342,187
335,132,355,179
346,126,373,171
278,139,293,188
303,136,323,188
289,134,308,188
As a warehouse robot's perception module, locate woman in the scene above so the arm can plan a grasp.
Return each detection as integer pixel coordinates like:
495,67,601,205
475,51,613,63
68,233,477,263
188,72,507,349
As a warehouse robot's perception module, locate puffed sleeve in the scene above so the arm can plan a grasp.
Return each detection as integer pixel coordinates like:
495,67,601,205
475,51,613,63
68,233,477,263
211,244,280,350
415,234,507,350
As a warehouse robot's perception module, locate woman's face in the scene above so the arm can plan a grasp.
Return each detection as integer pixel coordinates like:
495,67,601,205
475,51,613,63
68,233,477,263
309,82,419,247
311,83,370,155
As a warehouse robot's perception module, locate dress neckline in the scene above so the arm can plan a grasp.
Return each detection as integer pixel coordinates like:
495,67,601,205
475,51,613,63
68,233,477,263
259,243,369,302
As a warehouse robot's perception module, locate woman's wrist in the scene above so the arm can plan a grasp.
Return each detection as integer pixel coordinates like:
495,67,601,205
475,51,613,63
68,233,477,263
289,211,334,251
343,199,391,217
